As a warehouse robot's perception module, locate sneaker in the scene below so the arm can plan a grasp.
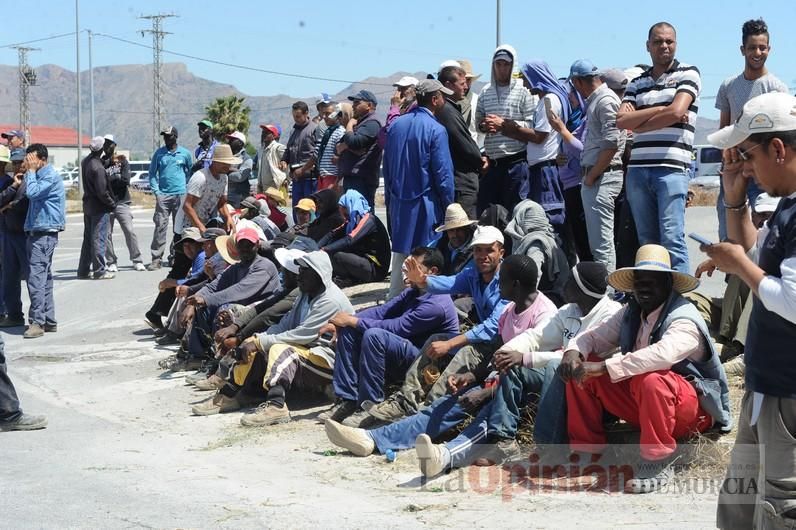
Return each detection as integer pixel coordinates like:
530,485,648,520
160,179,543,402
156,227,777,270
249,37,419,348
107,263,119,273
0,413,48,431
473,438,522,467
153,327,168,338
324,419,375,456
194,374,225,391
415,433,448,478
342,409,376,428
155,331,181,346
317,399,357,423
134,262,146,272
145,259,162,271
240,402,291,427
723,354,745,378
625,459,674,494
94,272,115,280
23,323,44,339
168,356,205,373
144,311,164,332
191,393,241,416
76,274,91,280
185,369,210,384
367,398,408,422
0,316,25,328
158,354,179,370
43,323,57,333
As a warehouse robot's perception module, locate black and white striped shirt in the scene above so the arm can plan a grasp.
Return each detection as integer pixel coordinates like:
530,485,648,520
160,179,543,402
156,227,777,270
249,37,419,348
623,60,701,169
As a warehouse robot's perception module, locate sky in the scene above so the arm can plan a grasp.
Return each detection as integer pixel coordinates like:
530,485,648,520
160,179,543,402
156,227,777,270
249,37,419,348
2,0,795,120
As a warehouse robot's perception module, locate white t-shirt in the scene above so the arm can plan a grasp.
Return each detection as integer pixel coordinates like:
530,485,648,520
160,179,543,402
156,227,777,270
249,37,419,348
525,93,561,164
175,168,228,233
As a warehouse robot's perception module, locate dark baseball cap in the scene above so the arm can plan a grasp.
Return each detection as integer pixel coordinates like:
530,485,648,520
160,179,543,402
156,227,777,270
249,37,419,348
10,148,25,161
160,126,178,137
1,130,23,140
347,90,377,105
197,228,227,242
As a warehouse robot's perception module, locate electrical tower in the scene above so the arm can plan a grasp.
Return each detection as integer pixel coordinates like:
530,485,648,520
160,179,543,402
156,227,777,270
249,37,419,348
140,13,176,151
12,46,39,146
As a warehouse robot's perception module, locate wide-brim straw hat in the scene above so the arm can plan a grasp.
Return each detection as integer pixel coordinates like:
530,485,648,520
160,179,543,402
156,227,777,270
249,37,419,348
435,203,478,233
457,58,481,81
264,187,286,206
210,143,242,165
608,244,699,294
215,235,240,265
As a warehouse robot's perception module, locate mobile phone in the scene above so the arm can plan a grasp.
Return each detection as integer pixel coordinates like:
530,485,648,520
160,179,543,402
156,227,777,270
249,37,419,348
689,232,714,247
317,332,335,346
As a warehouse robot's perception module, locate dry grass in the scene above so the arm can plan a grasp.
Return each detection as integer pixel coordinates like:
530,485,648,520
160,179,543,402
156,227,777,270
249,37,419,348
689,186,719,207
130,190,156,208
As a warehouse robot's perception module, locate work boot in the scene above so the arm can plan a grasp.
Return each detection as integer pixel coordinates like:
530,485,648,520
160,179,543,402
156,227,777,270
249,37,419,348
0,316,25,328
324,419,375,457
193,374,225,391
473,438,522,466
317,399,357,423
240,402,291,427
156,331,181,346
625,459,674,494
415,433,448,478
168,356,205,373
23,323,44,339
145,259,162,271
366,397,408,422
0,413,48,431
191,393,241,416
341,409,376,428
43,323,57,333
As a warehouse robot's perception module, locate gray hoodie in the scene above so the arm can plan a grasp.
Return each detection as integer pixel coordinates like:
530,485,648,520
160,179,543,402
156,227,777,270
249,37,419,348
255,251,353,368
475,44,537,159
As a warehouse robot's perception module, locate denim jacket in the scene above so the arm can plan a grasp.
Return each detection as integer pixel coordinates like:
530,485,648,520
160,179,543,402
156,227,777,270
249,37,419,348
24,164,66,233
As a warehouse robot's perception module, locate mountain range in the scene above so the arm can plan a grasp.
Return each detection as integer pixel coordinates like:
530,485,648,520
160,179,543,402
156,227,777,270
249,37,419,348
0,62,720,157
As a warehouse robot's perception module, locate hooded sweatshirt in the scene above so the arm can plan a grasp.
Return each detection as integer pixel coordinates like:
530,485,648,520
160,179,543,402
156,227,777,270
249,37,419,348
255,251,354,368
475,44,537,160
307,188,345,242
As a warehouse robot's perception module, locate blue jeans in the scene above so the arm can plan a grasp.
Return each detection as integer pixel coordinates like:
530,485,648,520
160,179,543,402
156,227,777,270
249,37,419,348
625,166,689,272
333,327,420,405
27,232,58,326
716,179,763,241
2,232,28,320
187,306,217,359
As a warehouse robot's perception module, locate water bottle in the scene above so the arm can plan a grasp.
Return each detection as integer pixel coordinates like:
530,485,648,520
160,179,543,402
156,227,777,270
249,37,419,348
385,449,397,463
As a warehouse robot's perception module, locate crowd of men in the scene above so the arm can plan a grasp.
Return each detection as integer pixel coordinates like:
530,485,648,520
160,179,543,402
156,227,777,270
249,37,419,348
1,17,795,528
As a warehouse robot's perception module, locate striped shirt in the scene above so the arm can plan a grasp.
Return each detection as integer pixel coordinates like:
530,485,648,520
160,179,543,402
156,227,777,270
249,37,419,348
623,60,701,169
316,125,346,176
475,79,537,159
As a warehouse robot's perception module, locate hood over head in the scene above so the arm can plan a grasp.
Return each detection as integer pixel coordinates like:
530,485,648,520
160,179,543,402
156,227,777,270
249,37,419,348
520,60,572,124
311,188,340,218
490,44,518,87
296,250,334,288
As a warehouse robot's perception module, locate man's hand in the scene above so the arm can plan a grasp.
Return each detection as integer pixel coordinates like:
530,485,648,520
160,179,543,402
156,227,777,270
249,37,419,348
11,172,22,188
24,153,42,171
186,294,206,307
180,305,196,329
695,258,717,278
458,387,492,411
493,349,524,373
547,109,566,133
702,242,751,277
293,166,304,179
158,278,177,292
425,339,452,360
224,216,235,233
278,161,288,171
582,171,599,187
447,372,476,394
720,148,749,205
555,153,569,168
329,311,358,329
234,340,259,362
175,285,189,298
483,114,504,133
558,349,584,383
203,261,216,280
318,322,337,339
390,89,402,107
480,156,489,174
214,323,239,344
215,309,234,329
403,256,427,288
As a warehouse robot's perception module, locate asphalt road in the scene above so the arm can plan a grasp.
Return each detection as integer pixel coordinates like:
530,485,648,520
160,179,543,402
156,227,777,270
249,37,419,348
0,206,725,528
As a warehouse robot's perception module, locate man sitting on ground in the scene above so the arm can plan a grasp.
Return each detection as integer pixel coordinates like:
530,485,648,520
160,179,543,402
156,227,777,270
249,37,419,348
559,244,732,494
318,247,460,427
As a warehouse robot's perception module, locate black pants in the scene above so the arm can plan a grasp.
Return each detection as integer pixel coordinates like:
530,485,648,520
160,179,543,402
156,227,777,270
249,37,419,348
149,235,194,317
614,186,639,269
562,185,593,263
0,335,21,422
477,153,526,215
331,252,379,285
239,290,299,338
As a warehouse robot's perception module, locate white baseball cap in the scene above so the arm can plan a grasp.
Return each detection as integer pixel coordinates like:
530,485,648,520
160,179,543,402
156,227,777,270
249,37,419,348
708,93,796,149
226,131,246,144
89,136,105,152
393,76,419,88
103,134,115,143
274,248,307,274
469,225,504,247
754,192,781,214
438,60,461,72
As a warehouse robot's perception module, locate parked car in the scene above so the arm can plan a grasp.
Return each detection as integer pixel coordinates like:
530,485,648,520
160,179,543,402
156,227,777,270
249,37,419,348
689,145,721,188
129,171,151,192
60,168,79,189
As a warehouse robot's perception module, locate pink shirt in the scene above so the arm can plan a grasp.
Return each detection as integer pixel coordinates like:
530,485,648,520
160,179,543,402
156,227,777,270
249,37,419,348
498,293,558,343
571,302,707,382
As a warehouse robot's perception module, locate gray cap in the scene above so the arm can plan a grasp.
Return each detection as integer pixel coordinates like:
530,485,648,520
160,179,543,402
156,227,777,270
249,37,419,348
415,79,453,97
600,68,629,91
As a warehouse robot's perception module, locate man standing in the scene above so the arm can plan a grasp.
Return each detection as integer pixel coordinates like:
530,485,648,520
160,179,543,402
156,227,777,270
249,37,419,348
338,90,383,208
147,126,193,271
704,93,796,529
715,18,788,241
437,65,483,220
102,135,145,273
22,144,65,339
280,102,318,217
570,60,626,272
254,124,286,193
455,60,482,146
313,94,334,141
617,22,700,273
192,119,218,173
78,136,115,280
301,104,347,191
0,148,29,328
225,131,253,208
382,79,455,299
1,130,24,151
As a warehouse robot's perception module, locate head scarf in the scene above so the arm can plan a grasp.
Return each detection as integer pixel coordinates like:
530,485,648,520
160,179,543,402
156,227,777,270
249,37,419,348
520,60,572,125
306,188,345,242
504,199,561,283
338,189,371,235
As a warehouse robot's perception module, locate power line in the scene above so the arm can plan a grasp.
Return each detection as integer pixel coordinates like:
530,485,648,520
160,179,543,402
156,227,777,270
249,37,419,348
93,32,393,87
0,32,77,50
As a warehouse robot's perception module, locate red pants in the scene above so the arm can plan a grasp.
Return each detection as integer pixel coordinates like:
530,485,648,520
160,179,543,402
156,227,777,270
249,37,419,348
317,175,338,191
566,362,712,461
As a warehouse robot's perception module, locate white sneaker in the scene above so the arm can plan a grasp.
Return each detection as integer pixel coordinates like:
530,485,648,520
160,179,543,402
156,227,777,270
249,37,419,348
134,262,146,271
107,264,118,272
415,433,447,477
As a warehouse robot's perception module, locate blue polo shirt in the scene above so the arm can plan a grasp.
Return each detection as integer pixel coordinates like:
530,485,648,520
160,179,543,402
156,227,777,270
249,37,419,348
149,146,193,195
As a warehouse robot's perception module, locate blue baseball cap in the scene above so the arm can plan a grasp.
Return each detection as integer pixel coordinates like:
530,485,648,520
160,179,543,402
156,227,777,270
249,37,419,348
10,148,25,161
347,90,378,106
1,130,23,140
569,59,600,79
317,93,332,104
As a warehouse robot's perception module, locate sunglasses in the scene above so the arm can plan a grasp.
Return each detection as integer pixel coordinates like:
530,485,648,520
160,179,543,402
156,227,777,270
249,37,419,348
737,143,763,161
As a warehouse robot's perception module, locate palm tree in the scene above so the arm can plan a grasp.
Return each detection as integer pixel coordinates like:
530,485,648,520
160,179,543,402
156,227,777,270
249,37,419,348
204,96,251,140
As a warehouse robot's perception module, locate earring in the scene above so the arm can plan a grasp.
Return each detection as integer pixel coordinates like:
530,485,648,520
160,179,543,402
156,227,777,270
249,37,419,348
777,157,784,165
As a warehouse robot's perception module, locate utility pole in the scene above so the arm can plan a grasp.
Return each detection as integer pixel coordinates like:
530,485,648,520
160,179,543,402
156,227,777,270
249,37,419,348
12,46,39,146
496,0,502,46
140,13,176,151
76,0,83,195
88,29,95,138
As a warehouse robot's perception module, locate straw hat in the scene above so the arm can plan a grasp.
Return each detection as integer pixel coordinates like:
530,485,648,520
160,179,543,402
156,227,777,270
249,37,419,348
457,59,481,81
215,235,240,265
210,143,242,165
608,244,699,294
264,187,286,206
435,203,478,233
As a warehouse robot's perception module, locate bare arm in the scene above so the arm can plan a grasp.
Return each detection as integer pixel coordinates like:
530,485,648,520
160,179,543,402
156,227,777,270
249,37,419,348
182,195,206,233
632,92,694,133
